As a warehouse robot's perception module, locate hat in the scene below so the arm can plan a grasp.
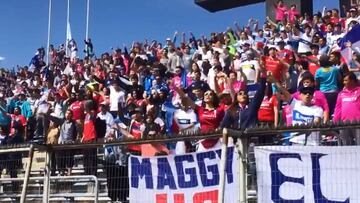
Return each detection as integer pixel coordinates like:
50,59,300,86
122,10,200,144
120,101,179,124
350,8,357,12
166,38,171,41
299,86,315,95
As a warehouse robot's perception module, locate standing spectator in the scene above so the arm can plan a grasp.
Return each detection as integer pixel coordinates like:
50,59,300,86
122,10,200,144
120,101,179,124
334,72,360,145
109,81,125,118
220,71,266,130
176,87,225,151
9,107,27,140
262,47,289,83
315,55,342,116
287,4,300,24
16,92,32,121
274,0,287,22
172,98,198,154
307,44,321,76
69,91,85,141
293,73,330,123
103,133,129,202
127,108,144,155
258,83,279,128
82,103,97,176
84,38,94,58
297,25,313,54
97,102,114,138
239,51,260,84
272,76,323,145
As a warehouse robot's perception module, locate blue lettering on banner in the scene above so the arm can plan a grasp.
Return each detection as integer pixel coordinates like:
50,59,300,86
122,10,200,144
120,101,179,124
130,157,153,189
270,153,305,203
215,147,234,184
197,150,219,187
157,157,177,190
269,153,351,203
130,147,235,190
175,155,198,188
311,153,350,203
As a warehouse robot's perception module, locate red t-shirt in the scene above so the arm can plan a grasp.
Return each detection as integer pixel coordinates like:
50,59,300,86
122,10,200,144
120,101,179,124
258,95,278,122
263,56,284,81
307,55,320,76
196,105,225,148
70,101,85,121
277,49,293,64
82,113,97,142
128,120,142,152
10,114,27,136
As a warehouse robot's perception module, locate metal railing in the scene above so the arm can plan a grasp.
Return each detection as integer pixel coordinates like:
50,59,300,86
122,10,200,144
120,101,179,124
0,175,99,203
1,121,360,202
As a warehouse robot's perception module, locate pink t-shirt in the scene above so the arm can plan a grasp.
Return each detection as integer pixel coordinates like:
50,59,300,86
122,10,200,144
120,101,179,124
288,9,299,24
334,86,360,122
275,5,287,21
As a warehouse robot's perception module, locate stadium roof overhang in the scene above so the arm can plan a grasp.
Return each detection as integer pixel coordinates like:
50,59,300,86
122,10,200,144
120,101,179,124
195,0,265,12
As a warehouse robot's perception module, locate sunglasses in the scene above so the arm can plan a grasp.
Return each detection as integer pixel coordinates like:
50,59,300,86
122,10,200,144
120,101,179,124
238,91,248,96
204,92,214,96
301,92,314,96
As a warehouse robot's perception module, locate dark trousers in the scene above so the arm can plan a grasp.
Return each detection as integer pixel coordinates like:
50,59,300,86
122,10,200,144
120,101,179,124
324,92,338,117
82,148,97,176
56,150,74,172
104,161,129,202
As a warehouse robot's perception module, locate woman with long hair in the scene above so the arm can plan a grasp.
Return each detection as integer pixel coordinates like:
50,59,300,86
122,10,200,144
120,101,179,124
175,86,225,151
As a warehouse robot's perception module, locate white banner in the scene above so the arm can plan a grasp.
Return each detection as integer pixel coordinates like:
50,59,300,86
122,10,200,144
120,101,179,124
254,146,360,203
129,147,239,203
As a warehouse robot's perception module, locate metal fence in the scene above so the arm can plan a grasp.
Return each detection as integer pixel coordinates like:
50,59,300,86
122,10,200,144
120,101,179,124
0,121,360,202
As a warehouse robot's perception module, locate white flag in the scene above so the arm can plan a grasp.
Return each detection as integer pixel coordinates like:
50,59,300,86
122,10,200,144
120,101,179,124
66,21,72,56
66,21,72,42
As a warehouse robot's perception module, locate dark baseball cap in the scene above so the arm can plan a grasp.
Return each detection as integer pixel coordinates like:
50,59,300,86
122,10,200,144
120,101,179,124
299,86,315,95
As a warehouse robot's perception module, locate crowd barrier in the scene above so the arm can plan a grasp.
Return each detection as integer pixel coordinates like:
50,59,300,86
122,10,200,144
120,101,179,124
0,121,360,202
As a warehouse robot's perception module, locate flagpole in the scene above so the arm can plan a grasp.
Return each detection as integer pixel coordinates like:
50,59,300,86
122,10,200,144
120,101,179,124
66,0,70,56
86,0,90,40
46,0,52,65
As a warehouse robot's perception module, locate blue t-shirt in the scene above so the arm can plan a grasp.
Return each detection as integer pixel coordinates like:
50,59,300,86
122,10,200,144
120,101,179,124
315,66,340,92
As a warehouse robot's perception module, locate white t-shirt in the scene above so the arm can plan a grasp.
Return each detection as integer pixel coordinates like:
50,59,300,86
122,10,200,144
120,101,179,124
173,108,198,155
97,111,114,132
173,109,198,133
297,33,312,53
109,86,125,112
290,98,323,145
239,60,260,83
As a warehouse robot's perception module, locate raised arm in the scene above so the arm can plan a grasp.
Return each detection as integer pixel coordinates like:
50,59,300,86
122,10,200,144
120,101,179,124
174,84,197,110
269,72,292,102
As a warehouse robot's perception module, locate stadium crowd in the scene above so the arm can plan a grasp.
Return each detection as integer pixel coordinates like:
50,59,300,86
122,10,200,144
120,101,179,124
1,1,360,201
